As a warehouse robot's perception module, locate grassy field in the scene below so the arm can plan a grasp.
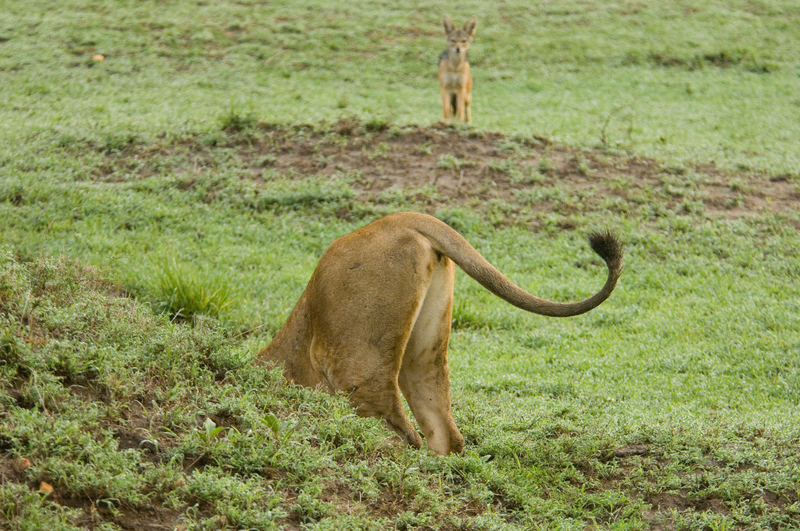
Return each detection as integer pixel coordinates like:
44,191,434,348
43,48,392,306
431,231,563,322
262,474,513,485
2,0,800,171
2,1,800,530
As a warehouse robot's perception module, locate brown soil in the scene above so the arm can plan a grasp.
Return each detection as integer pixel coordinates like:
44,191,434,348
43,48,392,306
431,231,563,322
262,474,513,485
97,119,800,228
235,120,796,222
600,443,800,530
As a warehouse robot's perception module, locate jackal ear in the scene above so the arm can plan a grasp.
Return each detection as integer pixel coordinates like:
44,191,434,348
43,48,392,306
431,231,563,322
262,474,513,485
463,16,478,38
443,15,456,34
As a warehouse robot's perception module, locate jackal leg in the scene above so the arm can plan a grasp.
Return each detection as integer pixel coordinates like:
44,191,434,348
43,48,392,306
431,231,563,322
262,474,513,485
440,86,453,120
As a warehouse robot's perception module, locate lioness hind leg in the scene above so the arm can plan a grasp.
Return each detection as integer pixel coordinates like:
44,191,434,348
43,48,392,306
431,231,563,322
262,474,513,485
398,261,465,455
311,336,424,449
348,379,423,448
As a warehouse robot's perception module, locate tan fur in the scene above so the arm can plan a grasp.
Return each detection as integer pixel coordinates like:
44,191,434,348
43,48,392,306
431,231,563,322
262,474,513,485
258,212,623,455
438,15,477,123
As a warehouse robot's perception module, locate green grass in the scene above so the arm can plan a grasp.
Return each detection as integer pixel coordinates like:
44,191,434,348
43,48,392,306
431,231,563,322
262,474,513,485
2,205,799,529
148,256,236,321
2,0,800,529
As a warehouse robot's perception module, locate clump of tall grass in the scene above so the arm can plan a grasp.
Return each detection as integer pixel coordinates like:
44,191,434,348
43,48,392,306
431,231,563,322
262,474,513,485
149,256,235,321
219,103,258,133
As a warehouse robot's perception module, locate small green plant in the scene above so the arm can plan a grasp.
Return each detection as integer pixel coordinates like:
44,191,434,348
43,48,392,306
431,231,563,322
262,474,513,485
513,186,569,204
487,159,515,174
219,103,257,133
520,163,546,184
149,256,235,321
315,154,333,168
364,116,390,132
368,142,390,160
574,153,593,175
495,140,525,154
569,104,635,148
260,413,304,453
609,176,632,190
260,412,299,438
198,417,227,444
680,198,705,214
436,153,463,170
728,177,753,193
538,153,555,172
490,160,544,184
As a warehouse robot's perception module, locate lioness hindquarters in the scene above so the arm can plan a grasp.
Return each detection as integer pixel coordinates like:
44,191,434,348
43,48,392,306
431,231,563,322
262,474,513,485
258,212,622,456
305,221,463,453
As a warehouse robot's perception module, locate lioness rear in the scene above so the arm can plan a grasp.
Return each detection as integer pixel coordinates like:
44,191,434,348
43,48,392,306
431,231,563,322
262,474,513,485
258,212,622,455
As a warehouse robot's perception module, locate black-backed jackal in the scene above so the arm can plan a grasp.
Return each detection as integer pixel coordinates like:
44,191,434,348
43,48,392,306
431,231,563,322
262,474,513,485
438,15,477,123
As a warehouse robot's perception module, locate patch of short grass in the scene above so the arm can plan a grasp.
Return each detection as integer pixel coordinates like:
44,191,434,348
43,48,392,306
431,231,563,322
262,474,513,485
148,256,236,321
2,162,800,528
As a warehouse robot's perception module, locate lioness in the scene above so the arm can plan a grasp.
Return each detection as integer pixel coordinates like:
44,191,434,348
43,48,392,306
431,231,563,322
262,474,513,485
258,212,622,455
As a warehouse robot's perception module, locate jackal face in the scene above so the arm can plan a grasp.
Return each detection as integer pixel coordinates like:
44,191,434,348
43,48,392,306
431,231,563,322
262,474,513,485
442,15,477,61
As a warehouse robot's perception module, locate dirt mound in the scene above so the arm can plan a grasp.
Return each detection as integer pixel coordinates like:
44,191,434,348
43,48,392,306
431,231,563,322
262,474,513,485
248,120,798,220
99,119,799,227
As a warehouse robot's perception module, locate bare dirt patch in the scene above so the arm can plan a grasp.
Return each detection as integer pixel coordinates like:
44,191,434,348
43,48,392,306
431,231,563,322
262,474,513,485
96,119,799,227
264,122,799,218
598,443,800,530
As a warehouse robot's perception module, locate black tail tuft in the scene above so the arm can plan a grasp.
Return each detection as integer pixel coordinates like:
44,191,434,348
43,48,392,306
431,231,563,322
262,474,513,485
588,230,623,266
